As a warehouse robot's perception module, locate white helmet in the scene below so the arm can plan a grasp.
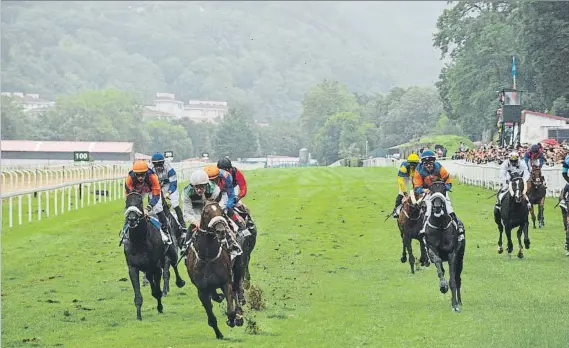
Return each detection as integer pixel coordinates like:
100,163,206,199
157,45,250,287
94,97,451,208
190,169,209,186
509,151,519,160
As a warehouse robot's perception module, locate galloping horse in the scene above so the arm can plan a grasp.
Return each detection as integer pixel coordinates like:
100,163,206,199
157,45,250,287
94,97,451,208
123,192,184,320
185,200,245,339
494,175,530,258
527,165,546,228
421,181,465,312
557,185,569,256
397,190,429,274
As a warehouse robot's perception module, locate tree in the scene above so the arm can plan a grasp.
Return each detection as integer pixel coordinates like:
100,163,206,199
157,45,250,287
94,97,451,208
0,96,32,139
313,112,365,165
214,107,258,159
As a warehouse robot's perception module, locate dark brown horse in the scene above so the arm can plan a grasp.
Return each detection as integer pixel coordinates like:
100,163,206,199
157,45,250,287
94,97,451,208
397,190,429,274
185,200,244,339
527,165,546,228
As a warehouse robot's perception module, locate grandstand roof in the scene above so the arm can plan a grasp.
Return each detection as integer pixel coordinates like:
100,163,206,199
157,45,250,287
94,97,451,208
1,140,134,153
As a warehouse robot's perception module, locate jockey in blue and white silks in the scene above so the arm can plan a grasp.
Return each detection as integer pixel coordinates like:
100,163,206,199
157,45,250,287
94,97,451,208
150,152,187,233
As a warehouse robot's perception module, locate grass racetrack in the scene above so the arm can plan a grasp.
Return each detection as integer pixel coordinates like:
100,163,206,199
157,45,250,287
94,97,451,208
2,167,568,347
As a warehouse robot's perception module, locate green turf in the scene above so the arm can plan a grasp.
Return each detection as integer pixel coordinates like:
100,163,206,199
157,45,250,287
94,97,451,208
2,167,568,348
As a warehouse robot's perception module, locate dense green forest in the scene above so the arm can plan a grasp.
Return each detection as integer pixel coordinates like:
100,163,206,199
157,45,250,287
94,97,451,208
2,1,569,164
0,1,445,122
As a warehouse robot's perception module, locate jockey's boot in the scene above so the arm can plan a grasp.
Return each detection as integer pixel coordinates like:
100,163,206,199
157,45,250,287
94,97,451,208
156,211,172,245
450,212,465,237
225,229,243,259
392,194,403,218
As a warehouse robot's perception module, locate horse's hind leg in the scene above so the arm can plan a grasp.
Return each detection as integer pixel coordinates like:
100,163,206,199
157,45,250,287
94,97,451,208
523,222,531,250
162,257,171,297
221,282,237,328
198,289,224,339
150,269,163,314
455,240,465,307
399,231,407,263
166,244,186,288
538,200,545,228
128,266,143,320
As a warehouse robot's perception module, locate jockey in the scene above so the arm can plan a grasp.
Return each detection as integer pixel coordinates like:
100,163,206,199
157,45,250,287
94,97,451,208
124,160,171,244
524,144,545,168
413,150,464,237
495,151,531,210
391,153,420,218
217,157,254,228
180,169,242,258
150,152,187,234
204,165,250,233
562,154,569,185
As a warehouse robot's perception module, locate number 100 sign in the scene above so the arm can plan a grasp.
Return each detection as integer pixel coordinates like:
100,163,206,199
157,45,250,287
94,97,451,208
74,151,90,162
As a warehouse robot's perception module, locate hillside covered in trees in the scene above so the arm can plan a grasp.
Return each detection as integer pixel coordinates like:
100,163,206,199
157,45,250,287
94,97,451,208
1,1,446,122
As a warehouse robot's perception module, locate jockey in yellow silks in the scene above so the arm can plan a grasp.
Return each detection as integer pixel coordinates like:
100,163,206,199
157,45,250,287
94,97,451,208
391,153,420,218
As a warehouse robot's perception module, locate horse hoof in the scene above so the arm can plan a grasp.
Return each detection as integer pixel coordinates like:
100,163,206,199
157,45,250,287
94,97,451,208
517,252,524,259
212,293,225,303
216,332,224,340
157,305,163,313
452,306,461,313
497,247,504,254
400,256,407,263
524,240,531,249
176,280,186,288
236,317,244,327
226,319,236,328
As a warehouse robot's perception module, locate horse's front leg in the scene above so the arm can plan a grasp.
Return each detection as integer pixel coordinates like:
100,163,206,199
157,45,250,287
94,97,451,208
516,225,524,259
427,247,448,293
400,232,407,264
198,289,224,339
128,266,143,320
150,268,164,314
538,200,545,228
505,227,514,254
497,221,504,254
404,233,416,274
523,220,531,250
221,282,237,328
448,251,460,312
419,237,430,267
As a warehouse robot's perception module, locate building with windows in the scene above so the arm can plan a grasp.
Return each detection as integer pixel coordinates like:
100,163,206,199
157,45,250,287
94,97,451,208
520,110,569,144
145,93,228,123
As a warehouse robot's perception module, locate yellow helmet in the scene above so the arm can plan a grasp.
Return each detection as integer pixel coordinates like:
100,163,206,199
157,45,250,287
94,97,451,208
407,153,420,164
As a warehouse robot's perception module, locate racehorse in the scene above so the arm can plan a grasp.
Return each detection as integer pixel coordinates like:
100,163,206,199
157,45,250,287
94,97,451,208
123,192,183,320
234,203,257,293
557,185,569,256
494,175,530,258
421,181,465,312
527,165,546,228
185,200,245,339
397,190,429,274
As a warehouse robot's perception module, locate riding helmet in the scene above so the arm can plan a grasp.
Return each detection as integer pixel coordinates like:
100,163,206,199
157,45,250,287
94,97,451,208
151,152,165,164
217,157,232,170
407,153,420,164
132,160,149,173
204,165,220,180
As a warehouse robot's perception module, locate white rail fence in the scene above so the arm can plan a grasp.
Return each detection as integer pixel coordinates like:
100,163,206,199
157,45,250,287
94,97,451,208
0,161,265,228
363,157,564,197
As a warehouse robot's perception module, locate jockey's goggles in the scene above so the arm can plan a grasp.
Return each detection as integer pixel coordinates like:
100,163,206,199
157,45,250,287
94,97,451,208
135,172,146,178
194,184,207,191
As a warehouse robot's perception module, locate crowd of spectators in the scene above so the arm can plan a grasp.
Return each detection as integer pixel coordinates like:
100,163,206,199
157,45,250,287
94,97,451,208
451,141,568,166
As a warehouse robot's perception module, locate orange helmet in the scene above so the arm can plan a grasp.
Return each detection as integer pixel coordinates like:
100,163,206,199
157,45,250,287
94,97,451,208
204,165,220,180
132,160,149,173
